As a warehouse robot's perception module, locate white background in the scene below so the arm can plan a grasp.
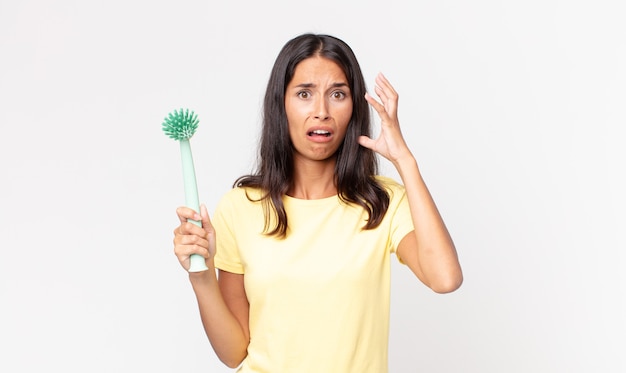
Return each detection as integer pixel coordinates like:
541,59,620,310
1,0,624,372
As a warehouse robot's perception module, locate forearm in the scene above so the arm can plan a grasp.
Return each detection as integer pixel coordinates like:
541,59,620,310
189,266,249,368
395,154,463,292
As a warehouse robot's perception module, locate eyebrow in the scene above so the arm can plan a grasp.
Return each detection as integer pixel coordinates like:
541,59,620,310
292,82,349,89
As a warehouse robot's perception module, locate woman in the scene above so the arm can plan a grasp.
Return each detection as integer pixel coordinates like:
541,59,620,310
173,33,462,372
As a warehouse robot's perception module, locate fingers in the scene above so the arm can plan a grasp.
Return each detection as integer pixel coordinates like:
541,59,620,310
174,220,205,240
173,237,210,270
200,204,218,258
200,204,214,231
365,92,384,113
375,73,398,99
375,73,398,112
173,226,210,273
176,206,202,225
181,234,209,251
173,204,215,268
174,205,208,247
358,135,376,150
362,73,411,162
369,73,399,117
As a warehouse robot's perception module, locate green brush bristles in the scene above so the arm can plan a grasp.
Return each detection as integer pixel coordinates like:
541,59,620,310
162,108,199,140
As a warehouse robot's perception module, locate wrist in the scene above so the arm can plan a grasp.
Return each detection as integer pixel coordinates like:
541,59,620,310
188,263,217,284
393,152,419,175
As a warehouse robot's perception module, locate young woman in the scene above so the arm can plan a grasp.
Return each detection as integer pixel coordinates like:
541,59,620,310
173,33,462,372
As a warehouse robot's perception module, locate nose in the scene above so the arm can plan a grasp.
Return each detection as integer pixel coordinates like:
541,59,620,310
314,97,330,121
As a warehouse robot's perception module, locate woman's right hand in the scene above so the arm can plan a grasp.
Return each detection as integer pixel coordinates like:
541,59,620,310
173,204,216,272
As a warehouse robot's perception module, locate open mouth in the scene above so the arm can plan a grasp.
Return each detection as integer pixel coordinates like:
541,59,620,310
308,130,331,137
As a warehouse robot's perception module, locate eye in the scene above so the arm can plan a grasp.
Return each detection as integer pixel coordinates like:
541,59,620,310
331,90,347,100
297,90,311,99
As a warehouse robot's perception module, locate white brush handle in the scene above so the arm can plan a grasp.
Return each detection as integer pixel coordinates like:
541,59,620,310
180,139,209,272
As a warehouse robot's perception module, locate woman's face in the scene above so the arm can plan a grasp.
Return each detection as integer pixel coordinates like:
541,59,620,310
284,56,353,163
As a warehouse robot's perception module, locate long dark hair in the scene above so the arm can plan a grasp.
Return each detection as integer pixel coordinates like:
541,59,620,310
235,33,389,237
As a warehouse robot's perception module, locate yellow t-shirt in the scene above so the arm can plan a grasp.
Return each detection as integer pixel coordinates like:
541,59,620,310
213,176,414,373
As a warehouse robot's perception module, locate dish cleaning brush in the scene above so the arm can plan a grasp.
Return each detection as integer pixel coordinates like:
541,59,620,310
162,108,209,272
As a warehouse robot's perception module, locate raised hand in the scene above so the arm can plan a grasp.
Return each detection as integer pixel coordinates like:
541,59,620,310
359,73,414,166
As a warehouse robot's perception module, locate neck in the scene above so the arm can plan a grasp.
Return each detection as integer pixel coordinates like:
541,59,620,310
288,157,337,200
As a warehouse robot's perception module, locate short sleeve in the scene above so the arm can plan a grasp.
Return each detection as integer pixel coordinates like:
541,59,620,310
388,185,414,255
212,190,245,274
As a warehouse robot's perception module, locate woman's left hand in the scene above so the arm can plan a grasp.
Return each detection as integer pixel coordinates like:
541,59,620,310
359,73,413,165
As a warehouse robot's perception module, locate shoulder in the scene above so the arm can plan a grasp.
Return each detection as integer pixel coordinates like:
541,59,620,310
216,186,264,210
222,186,262,200
221,185,263,201
216,185,266,212
213,186,265,227
212,185,269,241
